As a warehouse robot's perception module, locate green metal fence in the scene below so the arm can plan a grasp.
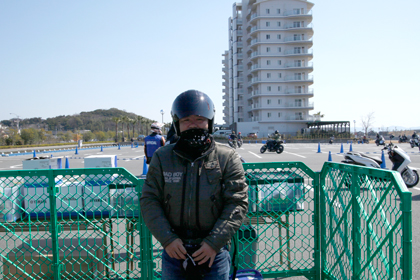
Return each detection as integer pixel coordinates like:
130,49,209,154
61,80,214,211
320,162,412,280
0,162,412,279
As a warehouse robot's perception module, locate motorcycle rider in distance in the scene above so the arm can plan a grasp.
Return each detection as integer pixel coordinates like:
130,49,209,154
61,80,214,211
237,132,243,147
412,131,419,140
329,135,335,144
268,130,281,150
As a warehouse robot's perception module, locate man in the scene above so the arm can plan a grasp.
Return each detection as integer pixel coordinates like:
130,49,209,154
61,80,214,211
268,130,281,149
140,90,248,280
229,131,238,148
144,123,165,164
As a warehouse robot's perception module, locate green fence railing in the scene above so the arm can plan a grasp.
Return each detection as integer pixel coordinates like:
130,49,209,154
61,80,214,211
320,162,412,280
0,162,412,279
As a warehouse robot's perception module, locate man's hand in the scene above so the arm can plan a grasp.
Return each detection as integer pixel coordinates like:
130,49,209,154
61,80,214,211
165,239,187,260
192,242,217,267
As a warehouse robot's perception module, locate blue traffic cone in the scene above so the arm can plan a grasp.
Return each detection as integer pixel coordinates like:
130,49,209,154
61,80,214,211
118,144,121,150
142,156,149,175
284,140,286,144
131,143,134,148
100,145,103,152
380,150,386,169
317,143,321,153
350,143,353,152
33,150,36,158
328,151,332,162
51,154,53,158
75,147,78,155
340,143,344,153
65,157,70,169
115,155,118,167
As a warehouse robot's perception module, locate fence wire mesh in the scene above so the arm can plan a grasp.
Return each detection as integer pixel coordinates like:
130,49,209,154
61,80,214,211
0,168,143,280
0,162,412,280
320,162,412,280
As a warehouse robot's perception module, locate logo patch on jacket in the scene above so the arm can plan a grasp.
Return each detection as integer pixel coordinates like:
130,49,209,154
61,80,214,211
164,172,183,183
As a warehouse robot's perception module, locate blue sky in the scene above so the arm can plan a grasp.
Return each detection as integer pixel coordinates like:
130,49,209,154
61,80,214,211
1,0,419,131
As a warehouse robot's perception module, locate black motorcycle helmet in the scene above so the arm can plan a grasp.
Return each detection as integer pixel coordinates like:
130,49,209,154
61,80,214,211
171,90,215,134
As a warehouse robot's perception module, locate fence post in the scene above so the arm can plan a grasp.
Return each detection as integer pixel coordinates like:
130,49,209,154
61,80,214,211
401,191,413,280
351,170,361,278
48,170,61,280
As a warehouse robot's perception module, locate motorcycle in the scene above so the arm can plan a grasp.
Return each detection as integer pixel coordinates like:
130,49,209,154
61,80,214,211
341,143,419,188
409,138,419,148
228,139,237,149
237,139,243,148
398,135,408,143
329,137,334,144
375,136,386,146
260,140,284,154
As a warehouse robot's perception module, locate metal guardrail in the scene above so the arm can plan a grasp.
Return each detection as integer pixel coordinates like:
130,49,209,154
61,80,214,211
0,163,412,279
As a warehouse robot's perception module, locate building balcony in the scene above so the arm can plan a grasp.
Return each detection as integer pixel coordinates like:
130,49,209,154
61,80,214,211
284,36,313,43
236,30,243,36
283,9,313,17
285,75,313,82
284,49,313,57
250,102,314,110
236,41,243,48
222,74,228,80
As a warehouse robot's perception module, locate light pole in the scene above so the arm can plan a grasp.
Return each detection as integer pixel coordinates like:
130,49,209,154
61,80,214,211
353,120,356,136
160,110,164,124
10,113,21,133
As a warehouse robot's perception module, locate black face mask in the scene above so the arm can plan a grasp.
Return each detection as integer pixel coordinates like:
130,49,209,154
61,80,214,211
180,128,211,148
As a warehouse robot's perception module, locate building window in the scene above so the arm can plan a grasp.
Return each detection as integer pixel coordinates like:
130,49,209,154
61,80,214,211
266,47,271,52
278,99,282,104
277,34,281,39
267,99,271,104
294,73,302,80
266,34,270,40
295,112,303,120
278,112,282,117
293,8,301,15
277,21,281,27
295,99,302,106
278,60,281,65
267,73,271,78
267,86,271,91
267,112,271,118
266,9,270,14
266,22,270,27
266,60,271,65
278,47,282,52
293,21,302,28
278,86,282,91
294,60,302,67
277,9,281,14
295,86,302,93
278,73,282,78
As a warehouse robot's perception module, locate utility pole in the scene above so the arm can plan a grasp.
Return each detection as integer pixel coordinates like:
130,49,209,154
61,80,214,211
10,113,21,133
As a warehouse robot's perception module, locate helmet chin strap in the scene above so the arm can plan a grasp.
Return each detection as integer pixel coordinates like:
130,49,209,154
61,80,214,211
180,128,211,148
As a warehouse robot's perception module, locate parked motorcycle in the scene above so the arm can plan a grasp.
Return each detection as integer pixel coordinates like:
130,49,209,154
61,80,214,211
409,138,419,148
375,136,386,146
341,143,419,187
260,140,284,154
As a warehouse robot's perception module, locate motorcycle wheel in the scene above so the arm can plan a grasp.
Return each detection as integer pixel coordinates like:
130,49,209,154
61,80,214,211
260,146,267,154
401,169,419,188
276,145,284,154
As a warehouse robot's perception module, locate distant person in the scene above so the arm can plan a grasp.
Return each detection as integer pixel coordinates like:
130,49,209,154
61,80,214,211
412,131,418,140
144,123,165,164
165,123,179,145
268,130,281,149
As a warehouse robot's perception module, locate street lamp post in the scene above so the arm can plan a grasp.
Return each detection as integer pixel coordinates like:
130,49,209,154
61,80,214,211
160,110,164,124
10,113,21,133
353,120,356,136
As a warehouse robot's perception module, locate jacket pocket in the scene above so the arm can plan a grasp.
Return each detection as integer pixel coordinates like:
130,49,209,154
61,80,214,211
204,160,222,185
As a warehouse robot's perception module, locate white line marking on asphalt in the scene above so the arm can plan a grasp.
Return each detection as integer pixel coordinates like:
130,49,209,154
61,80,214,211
283,151,306,158
413,187,420,191
248,151,262,158
10,164,22,168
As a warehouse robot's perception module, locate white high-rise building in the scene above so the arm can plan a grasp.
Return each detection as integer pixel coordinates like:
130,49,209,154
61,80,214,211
222,0,315,136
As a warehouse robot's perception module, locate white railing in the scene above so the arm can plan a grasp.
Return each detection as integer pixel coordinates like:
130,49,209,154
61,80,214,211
284,49,313,55
284,62,313,68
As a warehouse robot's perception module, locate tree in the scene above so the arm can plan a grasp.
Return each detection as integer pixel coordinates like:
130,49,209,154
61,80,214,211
121,116,129,141
137,116,143,135
82,131,95,142
111,117,121,142
313,112,325,121
131,118,137,139
361,112,375,135
20,128,37,145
